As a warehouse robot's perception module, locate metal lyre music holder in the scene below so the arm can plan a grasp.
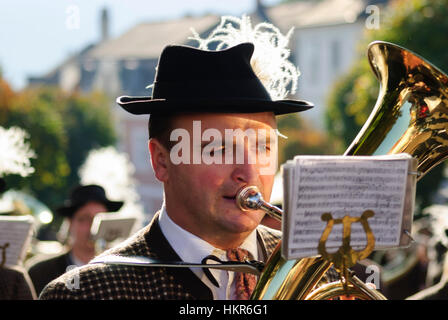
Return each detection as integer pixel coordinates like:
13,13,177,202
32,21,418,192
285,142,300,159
317,210,376,295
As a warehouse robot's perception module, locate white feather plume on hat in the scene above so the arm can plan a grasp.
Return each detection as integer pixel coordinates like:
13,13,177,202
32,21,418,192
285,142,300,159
189,15,300,101
0,126,35,178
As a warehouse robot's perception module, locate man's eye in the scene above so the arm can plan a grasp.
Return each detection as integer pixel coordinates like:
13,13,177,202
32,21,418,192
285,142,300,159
209,146,224,156
259,144,271,152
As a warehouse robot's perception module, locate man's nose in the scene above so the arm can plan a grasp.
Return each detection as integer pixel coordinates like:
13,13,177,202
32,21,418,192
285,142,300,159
230,160,260,184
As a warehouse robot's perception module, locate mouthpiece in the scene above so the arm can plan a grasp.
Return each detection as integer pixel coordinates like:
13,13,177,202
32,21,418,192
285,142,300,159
236,186,283,221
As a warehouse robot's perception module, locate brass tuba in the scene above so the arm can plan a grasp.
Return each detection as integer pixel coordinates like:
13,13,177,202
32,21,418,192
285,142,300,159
239,41,448,300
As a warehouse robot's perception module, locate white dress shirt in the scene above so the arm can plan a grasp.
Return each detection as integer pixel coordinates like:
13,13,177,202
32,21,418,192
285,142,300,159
158,204,258,300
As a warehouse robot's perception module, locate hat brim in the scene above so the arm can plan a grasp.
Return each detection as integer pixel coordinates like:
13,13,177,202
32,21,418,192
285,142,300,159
0,178,6,194
116,96,313,116
56,200,124,218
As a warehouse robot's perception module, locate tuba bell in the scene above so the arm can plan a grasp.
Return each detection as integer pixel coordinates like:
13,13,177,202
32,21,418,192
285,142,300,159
239,41,448,300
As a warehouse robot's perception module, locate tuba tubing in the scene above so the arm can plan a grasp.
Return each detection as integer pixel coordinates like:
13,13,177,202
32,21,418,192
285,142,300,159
241,41,448,300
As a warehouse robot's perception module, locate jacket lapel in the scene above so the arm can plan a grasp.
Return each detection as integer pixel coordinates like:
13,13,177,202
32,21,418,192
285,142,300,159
144,212,213,299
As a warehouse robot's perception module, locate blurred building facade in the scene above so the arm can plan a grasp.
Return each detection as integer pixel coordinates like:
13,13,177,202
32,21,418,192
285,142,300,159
268,0,389,128
28,0,389,218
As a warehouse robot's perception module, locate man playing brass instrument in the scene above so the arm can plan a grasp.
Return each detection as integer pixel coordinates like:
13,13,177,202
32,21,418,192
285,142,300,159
40,17,314,300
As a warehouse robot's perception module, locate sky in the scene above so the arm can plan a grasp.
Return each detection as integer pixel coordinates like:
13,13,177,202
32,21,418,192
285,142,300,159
0,0,281,90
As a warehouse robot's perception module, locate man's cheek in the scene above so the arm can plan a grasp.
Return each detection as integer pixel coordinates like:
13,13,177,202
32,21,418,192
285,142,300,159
189,167,223,190
258,151,277,176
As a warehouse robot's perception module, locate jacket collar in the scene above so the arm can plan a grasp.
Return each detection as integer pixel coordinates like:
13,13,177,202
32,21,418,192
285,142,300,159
145,211,213,299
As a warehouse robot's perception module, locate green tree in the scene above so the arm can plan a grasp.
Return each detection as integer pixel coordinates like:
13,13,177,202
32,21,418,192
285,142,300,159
63,91,117,194
0,73,15,123
326,0,448,211
277,113,343,166
0,84,116,212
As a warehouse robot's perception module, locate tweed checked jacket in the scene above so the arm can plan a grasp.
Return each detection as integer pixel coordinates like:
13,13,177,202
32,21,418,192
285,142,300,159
39,212,281,300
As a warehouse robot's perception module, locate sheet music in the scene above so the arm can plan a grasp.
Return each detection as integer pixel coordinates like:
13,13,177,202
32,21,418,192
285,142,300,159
90,213,136,243
0,215,34,267
282,154,416,260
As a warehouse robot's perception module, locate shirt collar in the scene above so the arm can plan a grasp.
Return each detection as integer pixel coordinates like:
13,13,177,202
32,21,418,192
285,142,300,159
158,204,258,263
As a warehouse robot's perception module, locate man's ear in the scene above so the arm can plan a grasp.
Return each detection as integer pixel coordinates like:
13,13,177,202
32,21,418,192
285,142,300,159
148,139,170,182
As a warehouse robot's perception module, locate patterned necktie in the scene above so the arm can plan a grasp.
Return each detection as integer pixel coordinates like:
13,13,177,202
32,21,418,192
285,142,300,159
226,248,257,300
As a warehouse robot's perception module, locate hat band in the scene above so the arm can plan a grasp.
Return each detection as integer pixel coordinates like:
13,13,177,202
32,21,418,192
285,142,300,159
152,79,272,101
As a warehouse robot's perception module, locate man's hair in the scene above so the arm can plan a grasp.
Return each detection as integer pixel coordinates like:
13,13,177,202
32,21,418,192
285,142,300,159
148,114,175,150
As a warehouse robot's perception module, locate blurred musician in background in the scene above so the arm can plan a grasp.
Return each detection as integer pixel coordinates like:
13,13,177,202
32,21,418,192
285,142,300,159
0,176,37,300
27,184,123,295
0,126,37,299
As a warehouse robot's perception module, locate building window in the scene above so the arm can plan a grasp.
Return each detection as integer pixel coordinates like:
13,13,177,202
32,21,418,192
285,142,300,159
309,40,320,85
130,126,150,172
331,40,341,74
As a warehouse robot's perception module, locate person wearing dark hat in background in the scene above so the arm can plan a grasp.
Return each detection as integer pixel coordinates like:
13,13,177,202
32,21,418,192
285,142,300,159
39,17,312,300
27,184,123,296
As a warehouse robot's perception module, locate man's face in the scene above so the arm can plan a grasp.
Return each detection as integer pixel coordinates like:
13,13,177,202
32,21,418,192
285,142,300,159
150,112,278,247
69,201,107,248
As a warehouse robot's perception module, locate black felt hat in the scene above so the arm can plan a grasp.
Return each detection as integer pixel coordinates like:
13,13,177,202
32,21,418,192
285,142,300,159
56,185,124,218
116,42,313,115
0,178,6,195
